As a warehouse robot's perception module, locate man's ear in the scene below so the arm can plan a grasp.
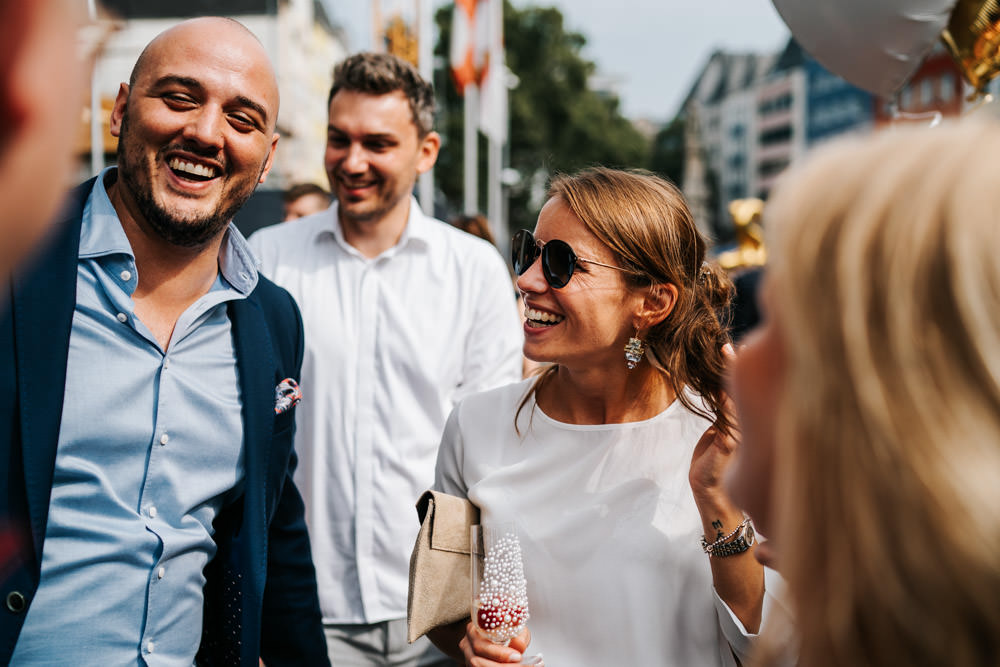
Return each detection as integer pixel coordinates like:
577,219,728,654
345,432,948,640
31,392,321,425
109,84,130,138
416,130,441,175
258,133,280,185
635,283,679,331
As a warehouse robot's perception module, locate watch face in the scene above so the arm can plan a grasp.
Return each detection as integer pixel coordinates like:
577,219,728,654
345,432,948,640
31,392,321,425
745,521,756,547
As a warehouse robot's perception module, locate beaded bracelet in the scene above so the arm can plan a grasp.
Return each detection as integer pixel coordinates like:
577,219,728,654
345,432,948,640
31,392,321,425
700,516,755,557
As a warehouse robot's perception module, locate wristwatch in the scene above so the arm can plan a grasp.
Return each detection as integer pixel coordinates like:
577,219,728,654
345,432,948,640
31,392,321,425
711,520,755,557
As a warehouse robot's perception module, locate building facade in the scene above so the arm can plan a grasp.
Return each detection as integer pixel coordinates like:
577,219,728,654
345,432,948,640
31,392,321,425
680,38,880,240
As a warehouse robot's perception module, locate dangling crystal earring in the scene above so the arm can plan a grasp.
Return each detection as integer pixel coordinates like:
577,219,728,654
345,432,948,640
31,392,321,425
624,333,646,370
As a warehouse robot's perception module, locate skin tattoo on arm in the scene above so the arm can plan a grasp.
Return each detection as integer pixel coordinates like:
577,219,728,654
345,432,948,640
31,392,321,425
712,519,724,540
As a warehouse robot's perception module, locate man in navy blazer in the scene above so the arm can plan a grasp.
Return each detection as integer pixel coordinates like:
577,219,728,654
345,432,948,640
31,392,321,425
0,18,328,665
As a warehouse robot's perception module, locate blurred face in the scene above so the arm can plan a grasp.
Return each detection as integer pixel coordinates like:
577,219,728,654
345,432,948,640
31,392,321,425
0,0,88,280
726,280,786,540
109,18,279,248
325,89,439,227
516,197,642,372
283,192,329,221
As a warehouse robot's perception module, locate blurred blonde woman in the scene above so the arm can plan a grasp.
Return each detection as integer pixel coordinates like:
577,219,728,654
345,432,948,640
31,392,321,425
430,168,780,665
727,121,1000,667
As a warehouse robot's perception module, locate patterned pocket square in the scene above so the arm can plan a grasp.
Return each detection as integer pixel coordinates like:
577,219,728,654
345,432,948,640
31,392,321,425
274,378,302,414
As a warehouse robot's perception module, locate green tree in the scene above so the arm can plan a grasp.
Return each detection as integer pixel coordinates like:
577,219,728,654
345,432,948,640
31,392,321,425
433,2,650,233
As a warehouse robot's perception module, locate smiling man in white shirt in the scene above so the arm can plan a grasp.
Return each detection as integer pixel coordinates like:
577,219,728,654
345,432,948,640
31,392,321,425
249,52,522,667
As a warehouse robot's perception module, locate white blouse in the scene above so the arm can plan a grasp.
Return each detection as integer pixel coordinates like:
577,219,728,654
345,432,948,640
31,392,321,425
435,379,778,666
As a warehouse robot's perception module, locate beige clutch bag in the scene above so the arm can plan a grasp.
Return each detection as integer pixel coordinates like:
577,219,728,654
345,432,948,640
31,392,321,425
406,489,480,643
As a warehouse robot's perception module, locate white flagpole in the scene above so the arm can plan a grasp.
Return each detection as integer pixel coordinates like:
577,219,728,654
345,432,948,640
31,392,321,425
417,0,435,214
88,0,104,175
463,85,479,215
483,0,504,245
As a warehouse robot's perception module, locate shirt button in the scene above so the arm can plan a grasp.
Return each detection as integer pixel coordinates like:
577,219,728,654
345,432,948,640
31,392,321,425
147,640,155,653
157,567,165,579
160,433,169,446
116,313,127,323
119,270,132,282
163,358,171,369
148,506,157,519
5,591,27,613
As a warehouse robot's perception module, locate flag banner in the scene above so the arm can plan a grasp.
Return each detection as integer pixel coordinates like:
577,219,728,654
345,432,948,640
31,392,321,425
450,0,481,93
478,0,506,143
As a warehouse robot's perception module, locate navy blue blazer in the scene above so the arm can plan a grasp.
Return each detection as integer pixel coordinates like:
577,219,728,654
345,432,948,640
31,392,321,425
0,179,330,666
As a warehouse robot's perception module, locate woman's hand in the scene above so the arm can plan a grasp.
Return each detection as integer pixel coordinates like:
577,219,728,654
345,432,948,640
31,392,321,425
686,345,765,634
689,411,741,502
459,622,540,666
689,344,740,503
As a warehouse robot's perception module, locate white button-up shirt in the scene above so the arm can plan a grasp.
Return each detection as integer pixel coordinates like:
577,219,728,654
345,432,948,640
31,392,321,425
249,199,522,623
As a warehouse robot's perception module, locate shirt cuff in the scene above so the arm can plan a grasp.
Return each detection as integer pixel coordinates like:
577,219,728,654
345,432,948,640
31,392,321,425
712,566,789,663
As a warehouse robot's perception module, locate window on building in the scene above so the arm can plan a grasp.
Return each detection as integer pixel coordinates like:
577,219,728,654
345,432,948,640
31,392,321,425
759,158,789,178
758,92,793,115
921,78,934,106
941,72,956,103
759,126,793,146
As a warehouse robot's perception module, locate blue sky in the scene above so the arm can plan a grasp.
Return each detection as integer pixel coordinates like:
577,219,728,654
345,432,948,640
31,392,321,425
322,0,790,120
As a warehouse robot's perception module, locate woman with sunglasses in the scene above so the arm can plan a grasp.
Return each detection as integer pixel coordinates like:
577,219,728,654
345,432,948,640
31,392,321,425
429,167,775,665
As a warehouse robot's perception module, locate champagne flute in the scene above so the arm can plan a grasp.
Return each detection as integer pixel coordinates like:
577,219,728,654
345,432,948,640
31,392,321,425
471,523,543,665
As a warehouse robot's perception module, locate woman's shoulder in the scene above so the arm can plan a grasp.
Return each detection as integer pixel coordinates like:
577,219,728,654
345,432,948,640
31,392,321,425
437,379,536,479
454,377,535,418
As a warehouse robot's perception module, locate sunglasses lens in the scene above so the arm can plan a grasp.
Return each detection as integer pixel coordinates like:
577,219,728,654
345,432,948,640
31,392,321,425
511,229,538,276
542,240,574,288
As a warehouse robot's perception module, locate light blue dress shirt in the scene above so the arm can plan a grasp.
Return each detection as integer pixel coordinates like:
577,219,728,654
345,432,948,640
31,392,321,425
10,169,260,666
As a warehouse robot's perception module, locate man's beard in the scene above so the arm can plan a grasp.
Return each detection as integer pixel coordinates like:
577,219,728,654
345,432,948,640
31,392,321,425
116,112,262,248
331,171,409,226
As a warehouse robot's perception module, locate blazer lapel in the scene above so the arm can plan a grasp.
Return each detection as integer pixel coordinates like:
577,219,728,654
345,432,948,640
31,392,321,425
228,296,275,554
13,189,88,553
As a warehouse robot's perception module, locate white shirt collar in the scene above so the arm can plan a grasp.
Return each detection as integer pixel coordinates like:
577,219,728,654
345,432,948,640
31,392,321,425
319,196,432,260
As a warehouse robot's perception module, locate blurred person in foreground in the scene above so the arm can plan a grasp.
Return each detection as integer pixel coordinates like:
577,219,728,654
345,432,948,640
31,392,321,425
0,0,92,292
283,182,331,221
727,121,1000,667
249,52,521,666
0,18,328,665
430,167,779,665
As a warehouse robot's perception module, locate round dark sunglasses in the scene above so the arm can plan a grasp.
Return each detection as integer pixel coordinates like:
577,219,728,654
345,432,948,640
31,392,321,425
510,229,630,289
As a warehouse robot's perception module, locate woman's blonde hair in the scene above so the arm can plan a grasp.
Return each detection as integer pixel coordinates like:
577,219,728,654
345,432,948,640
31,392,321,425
762,121,1000,666
519,167,734,431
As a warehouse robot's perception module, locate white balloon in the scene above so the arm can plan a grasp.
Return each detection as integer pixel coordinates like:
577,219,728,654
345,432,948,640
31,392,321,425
771,0,956,97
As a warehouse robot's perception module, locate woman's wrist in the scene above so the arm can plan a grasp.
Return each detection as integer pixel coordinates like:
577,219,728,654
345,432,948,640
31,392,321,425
691,485,737,515
692,489,746,539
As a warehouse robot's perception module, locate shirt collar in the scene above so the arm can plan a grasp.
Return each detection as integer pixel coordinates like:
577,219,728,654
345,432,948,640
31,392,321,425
79,167,134,261
80,167,259,296
322,196,432,257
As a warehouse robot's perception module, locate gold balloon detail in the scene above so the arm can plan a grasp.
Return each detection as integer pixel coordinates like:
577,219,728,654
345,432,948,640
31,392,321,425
941,0,1000,95
717,198,767,273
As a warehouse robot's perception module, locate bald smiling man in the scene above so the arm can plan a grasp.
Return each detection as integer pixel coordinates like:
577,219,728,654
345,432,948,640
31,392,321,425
0,18,329,666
